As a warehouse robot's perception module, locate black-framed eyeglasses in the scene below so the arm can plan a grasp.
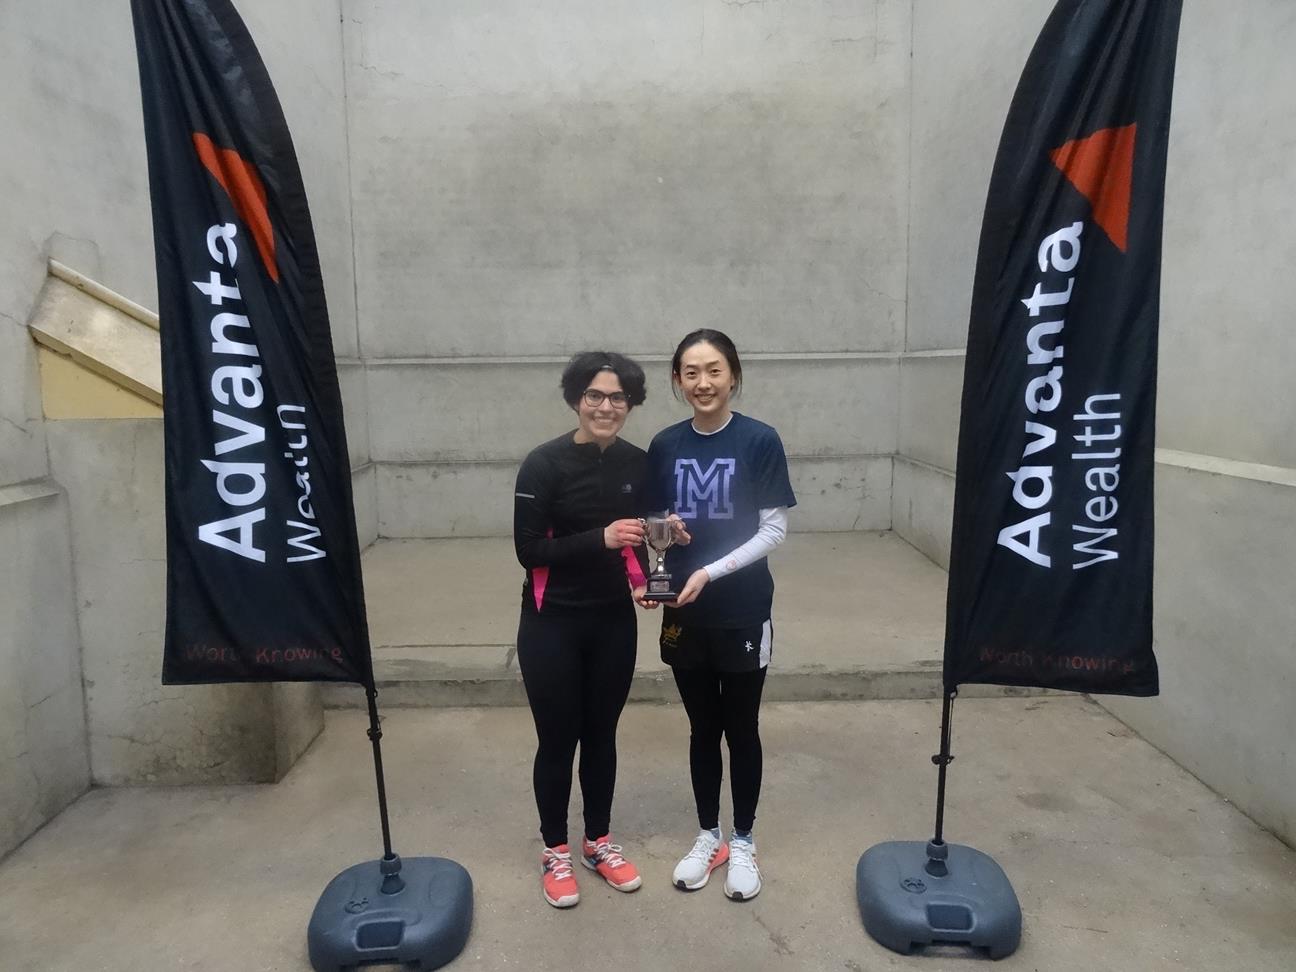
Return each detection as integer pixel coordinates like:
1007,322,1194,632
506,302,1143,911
582,389,630,409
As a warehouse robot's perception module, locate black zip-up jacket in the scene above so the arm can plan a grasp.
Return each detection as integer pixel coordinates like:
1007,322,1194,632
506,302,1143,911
514,432,649,613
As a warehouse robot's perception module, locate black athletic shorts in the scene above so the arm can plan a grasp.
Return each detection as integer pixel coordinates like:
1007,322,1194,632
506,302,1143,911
659,611,773,673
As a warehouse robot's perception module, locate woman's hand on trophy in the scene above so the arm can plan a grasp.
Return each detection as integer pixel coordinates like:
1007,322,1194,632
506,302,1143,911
604,518,646,549
631,585,660,610
673,568,711,607
667,513,692,546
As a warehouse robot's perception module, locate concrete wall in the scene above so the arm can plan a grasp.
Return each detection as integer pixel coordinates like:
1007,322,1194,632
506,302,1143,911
1103,459,1296,846
343,0,912,535
896,0,1296,846
46,420,322,786
370,354,896,535
0,485,89,858
893,0,1046,565
0,0,362,853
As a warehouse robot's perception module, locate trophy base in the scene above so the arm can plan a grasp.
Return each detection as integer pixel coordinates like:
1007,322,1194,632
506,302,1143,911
642,577,677,603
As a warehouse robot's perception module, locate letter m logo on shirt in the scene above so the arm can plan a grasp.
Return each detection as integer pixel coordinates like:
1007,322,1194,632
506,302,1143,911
675,459,736,520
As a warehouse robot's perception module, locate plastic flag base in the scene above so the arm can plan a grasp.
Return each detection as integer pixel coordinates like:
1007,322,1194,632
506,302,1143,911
307,855,472,971
856,840,1021,960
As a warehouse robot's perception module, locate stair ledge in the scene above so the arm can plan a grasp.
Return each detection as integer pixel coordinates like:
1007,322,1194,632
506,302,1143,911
28,261,161,405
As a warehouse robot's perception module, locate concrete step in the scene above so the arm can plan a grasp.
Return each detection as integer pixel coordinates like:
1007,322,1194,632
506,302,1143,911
325,532,1048,707
322,645,971,708
322,661,1043,708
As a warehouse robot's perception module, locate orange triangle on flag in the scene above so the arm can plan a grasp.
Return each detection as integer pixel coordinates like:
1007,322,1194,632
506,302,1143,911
193,132,279,282
1049,123,1136,253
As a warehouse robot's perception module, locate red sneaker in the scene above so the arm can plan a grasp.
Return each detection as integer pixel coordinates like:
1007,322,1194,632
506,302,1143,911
581,834,643,892
541,844,579,908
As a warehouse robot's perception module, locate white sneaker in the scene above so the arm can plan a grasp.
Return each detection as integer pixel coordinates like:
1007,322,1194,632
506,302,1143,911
672,829,729,890
724,837,761,901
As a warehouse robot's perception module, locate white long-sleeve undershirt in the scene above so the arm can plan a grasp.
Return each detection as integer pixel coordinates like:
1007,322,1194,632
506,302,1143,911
701,506,788,580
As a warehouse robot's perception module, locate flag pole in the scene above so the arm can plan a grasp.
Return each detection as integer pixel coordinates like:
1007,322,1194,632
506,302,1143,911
364,686,404,893
925,689,957,876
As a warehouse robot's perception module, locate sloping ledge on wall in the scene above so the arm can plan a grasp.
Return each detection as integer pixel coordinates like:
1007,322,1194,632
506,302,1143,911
27,261,162,418
26,261,376,547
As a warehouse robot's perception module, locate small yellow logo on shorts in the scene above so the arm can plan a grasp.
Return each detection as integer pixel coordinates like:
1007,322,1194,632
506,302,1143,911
662,624,682,645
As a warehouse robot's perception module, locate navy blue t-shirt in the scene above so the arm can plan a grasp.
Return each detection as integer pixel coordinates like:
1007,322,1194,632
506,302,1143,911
643,413,796,627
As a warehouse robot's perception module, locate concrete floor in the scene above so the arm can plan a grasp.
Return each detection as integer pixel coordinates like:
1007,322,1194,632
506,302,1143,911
4,698,1294,971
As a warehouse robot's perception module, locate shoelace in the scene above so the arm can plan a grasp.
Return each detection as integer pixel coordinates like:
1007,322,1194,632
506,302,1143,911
684,833,719,863
543,849,574,881
729,840,757,872
588,840,628,869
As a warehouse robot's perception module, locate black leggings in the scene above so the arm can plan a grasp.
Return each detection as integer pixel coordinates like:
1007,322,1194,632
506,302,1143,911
672,665,768,834
516,603,637,848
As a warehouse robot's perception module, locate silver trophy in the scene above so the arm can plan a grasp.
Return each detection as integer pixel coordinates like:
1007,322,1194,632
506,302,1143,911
641,511,677,602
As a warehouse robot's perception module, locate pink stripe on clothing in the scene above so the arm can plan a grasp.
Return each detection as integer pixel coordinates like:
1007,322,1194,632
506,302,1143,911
532,528,554,611
531,565,549,611
621,546,647,588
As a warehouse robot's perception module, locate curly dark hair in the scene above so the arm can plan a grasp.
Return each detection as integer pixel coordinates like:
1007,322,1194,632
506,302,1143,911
559,351,648,409
669,328,743,398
